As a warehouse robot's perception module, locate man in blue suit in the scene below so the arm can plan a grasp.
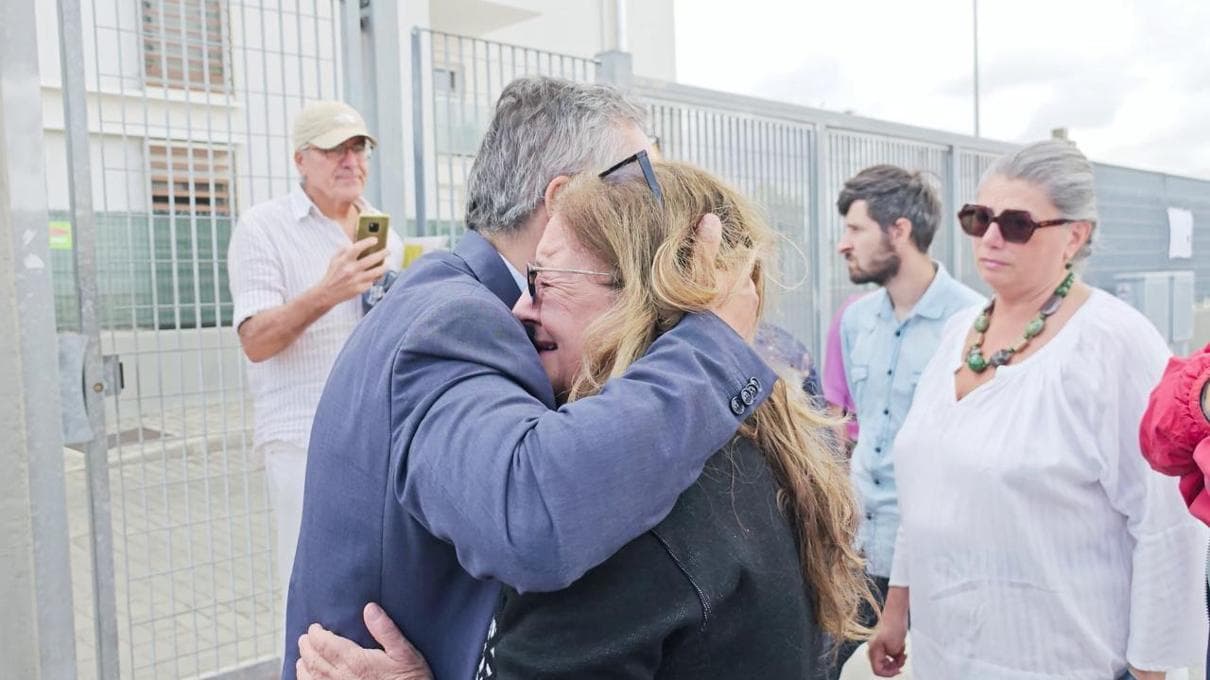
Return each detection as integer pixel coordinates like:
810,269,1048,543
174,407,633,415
283,77,774,680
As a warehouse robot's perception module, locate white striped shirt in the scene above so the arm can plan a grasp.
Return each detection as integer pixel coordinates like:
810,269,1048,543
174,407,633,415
889,289,1208,679
227,186,403,450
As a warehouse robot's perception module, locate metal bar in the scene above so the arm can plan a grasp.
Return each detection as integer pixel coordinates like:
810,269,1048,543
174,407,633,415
811,123,829,356
411,28,427,235
369,0,407,227
56,0,120,677
341,0,364,118
0,0,78,675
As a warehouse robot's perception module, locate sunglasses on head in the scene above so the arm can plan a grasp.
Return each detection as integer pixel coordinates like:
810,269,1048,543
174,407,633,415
599,149,664,208
957,204,1079,244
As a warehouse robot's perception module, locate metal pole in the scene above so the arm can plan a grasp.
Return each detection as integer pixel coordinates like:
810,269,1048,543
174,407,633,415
973,0,981,137
0,0,79,677
56,0,121,677
341,0,365,112
614,0,628,52
368,0,408,231
411,29,428,235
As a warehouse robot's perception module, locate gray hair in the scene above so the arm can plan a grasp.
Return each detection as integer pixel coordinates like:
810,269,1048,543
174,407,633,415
981,139,1098,260
836,164,942,252
464,76,647,234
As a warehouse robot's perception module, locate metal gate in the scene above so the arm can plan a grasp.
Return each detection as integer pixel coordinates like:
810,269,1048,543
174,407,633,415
409,28,600,244
52,1,346,677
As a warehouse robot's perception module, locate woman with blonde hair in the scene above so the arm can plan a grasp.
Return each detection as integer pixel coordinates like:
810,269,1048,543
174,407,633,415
460,154,871,679
292,155,870,680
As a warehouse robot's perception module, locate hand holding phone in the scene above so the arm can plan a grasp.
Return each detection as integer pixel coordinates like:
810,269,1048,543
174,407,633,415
354,213,390,260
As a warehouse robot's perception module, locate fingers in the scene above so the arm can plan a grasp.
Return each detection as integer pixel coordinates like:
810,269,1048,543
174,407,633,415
692,212,723,269
867,638,906,678
298,631,339,680
363,602,435,672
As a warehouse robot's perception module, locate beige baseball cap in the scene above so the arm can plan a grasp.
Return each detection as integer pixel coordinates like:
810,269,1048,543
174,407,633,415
292,100,377,151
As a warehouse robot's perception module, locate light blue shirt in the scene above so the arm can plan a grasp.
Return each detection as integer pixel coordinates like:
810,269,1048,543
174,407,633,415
840,264,983,577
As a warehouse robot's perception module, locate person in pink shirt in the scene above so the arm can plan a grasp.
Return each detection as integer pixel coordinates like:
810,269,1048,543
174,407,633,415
823,294,862,447
1138,341,1210,671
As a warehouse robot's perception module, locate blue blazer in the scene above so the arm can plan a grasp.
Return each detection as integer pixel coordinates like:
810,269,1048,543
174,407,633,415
283,230,774,680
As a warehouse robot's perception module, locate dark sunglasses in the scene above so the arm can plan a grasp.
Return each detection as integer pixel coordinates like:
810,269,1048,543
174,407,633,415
957,204,1080,244
525,263,614,302
599,149,664,207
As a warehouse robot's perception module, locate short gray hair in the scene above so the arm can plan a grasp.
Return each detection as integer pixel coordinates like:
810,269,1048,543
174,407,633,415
465,76,647,234
981,139,1098,259
836,164,942,252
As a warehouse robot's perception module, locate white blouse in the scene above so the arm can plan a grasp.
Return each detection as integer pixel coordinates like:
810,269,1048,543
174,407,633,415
889,289,1209,680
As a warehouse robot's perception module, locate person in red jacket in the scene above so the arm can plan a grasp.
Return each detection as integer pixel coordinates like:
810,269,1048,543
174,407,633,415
1139,341,1210,671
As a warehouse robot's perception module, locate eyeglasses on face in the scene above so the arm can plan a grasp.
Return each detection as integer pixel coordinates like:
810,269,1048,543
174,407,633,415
957,203,1079,244
599,149,664,208
311,139,373,161
525,263,614,302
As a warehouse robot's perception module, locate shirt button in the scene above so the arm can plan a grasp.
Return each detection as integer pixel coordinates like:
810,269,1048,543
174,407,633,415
873,477,881,485
886,369,892,376
875,447,882,454
895,330,901,337
883,408,889,415
865,512,873,520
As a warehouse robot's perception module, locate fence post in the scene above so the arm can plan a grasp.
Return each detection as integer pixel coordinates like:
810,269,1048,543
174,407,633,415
0,0,79,677
410,28,427,236
810,123,831,357
366,0,408,231
946,144,962,278
56,0,121,677
595,49,634,89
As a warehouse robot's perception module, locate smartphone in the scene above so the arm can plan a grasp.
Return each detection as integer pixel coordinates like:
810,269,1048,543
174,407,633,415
354,213,390,260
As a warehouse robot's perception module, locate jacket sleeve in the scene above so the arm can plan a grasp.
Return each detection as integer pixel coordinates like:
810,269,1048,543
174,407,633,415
395,293,775,592
482,533,698,679
1100,330,1209,668
1139,342,1210,524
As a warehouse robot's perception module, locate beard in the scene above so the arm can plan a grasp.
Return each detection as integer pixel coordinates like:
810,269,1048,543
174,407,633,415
847,240,901,285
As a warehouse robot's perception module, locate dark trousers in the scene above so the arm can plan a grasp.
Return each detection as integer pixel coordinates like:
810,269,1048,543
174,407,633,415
824,573,890,680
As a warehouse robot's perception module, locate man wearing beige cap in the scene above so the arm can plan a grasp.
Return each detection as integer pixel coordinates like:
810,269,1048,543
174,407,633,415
226,100,403,611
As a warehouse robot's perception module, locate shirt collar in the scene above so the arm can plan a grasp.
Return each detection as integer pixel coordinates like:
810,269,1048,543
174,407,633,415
874,261,958,322
289,184,373,222
500,255,527,296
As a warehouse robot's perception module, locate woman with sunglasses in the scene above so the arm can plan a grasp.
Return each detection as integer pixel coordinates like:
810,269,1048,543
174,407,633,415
868,140,1208,680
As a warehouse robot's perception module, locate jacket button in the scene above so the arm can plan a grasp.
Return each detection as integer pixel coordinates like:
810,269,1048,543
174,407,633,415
740,387,756,406
748,377,762,392
730,396,745,416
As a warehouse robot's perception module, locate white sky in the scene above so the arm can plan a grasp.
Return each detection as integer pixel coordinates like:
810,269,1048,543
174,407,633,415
673,0,1210,179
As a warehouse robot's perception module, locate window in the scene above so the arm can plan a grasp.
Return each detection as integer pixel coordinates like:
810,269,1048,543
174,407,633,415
142,0,229,91
148,143,232,216
433,66,462,96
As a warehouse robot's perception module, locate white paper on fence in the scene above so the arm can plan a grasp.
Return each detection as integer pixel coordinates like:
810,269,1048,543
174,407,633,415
1168,207,1194,259
402,235,450,267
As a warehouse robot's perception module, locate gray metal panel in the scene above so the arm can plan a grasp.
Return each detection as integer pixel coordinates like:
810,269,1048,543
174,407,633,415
0,0,79,676
1084,164,1210,300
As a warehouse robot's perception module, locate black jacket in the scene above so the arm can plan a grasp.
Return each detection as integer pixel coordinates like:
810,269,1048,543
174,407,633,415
476,436,820,679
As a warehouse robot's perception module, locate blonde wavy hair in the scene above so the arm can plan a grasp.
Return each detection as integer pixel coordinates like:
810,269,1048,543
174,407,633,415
554,160,874,643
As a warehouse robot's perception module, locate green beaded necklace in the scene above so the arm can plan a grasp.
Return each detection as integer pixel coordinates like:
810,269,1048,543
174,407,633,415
965,271,1075,373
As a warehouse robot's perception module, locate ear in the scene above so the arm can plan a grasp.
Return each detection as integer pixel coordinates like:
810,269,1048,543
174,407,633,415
889,217,913,247
1065,220,1093,261
543,175,571,208
293,149,305,173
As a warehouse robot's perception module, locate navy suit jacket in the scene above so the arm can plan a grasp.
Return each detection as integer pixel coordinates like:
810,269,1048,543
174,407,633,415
283,230,774,680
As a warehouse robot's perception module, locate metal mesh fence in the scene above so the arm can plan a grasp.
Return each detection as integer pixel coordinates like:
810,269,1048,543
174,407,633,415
642,98,819,354
53,1,344,677
410,29,599,244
